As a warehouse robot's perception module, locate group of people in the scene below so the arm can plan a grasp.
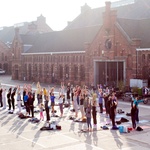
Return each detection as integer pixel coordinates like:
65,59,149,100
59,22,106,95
0,82,148,131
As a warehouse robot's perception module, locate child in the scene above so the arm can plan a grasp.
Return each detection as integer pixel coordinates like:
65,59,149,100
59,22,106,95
86,103,92,131
39,103,44,121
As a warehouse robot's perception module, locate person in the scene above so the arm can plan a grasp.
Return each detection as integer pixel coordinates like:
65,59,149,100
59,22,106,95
142,86,149,98
28,91,35,118
7,88,12,111
103,93,109,117
43,87,47,100
110,92,118,130
58,93,64,117
66,82,71,106
16,91,22,114
0,87,3,107
73,91,78,118
98,88,103,113
70,85,74,106
11,87,17,112
50,93,56,116
24,91,29,116
39,103,44,121
2,88,7,109
36,82,42,105
131,102,137,129
92,100,97,130
79,93,85,120
132,96,144,123
44,95,50,122
86,103,92,131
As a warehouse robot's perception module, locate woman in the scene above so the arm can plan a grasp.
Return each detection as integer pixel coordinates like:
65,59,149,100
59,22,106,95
86,103,92,131
79,93,85,120
58,93,64,117
44,95,50,122
110,92,118,130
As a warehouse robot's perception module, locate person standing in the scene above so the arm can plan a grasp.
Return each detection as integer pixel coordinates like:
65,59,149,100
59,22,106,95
28,91,35,118
11,87,17,112
86,103,92,131
131,103,137,129
44,95,50,122
110,92,118,130
39,103,44,121
50,93,56,116
132,96,144,123
66,82,71,106
7,88,12,111
16,91,22,114
98,88,103,113
58,93,64,117
92,100,97,130
0,87,3,107
79,93,85,120
24,91,29,116
2,88,7,109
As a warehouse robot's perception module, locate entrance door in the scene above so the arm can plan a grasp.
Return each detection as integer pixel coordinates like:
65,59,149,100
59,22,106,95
94,61,124,88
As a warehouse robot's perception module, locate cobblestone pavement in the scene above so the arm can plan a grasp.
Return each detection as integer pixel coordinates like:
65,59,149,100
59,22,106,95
0,75,150,150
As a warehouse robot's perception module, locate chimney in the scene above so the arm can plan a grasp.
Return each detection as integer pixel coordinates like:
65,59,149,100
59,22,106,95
81,3,91,13
103,1,111,34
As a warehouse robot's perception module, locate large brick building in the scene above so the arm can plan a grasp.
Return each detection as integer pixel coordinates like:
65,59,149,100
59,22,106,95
1,0,150,88
0,15,52,74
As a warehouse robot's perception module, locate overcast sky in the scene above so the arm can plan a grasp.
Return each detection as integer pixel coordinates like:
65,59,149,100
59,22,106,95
0,0,118,31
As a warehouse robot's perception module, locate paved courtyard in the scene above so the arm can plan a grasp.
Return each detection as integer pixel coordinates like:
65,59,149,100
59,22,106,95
0,75,150,150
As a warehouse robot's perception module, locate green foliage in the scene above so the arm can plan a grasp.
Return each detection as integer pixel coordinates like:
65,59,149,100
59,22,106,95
131,86,139,93
118,80,125,92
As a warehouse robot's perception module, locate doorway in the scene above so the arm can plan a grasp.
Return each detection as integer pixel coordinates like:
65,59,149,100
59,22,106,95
94,60,125,88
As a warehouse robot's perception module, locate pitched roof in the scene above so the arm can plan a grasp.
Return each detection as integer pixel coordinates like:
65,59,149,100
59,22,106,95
0,16,53,44
65,0,150,30
21,25,101,53
117,18,150,48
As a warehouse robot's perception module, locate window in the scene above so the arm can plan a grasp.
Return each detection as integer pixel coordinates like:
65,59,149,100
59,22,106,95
74,65,78,80
142,54,145,63
80,65,85,80
148,54,150,61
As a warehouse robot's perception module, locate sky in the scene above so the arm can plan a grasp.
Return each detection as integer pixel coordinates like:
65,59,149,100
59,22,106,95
0,0,119,31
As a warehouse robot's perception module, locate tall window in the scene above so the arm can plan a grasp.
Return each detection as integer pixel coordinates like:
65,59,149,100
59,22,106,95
142,54,145,63
65,65,69,79
74,65,78,80
59,65,63,79
80,65,85,80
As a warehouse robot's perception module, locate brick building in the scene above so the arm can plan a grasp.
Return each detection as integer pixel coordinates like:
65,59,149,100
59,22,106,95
0,15,52,74
3,0,150,88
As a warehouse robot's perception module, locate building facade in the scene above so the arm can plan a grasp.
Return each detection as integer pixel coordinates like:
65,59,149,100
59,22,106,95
5,0,150,88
